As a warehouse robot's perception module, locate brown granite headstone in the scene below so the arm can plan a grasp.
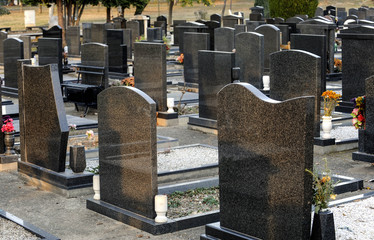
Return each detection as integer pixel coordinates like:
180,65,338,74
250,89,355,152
18,64,69,172
215,83,314,240
98,86,157,219
81,43,109,88
270,50,321,137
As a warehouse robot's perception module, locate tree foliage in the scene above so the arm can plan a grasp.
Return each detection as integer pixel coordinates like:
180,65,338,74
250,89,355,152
254,0,269,18
0,6,10,15
269,0,318,19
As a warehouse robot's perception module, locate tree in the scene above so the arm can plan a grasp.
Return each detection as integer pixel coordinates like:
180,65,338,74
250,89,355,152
254,0,269,18
269,0,318,19
167,0,213,30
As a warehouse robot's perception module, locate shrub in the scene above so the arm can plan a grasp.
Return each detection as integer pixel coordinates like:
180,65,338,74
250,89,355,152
269,0,318,19
0,6,10,16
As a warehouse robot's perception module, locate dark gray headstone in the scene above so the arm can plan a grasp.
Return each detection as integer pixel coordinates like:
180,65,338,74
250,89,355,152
338,26,374,102
38,38,63,83
223,15,243,28
255,24,280,70
91,23,111,44
235,32,264,89
42,25,62,39
134,42,167,112
19,64,68,172
177,22,207,53
4,38,24,88
349,8,359,17
246,20,265,31
0,31,7,64
286,17,304,23
210,14,221,23
107,29,128,73
19,36,32,60
147,27,162,41
275,24,290,44
217,83,314,240
126,21,140,48
234,24,246,35
291,34,327,93
198,50,235,120
156,15,167,26
123,29,132,59
203,21,220,50
250,6,264,15
66,26,81,56
69,145,86,173
112,17,126,29
358,7,368,20
315,7,324,17
183,32,209,85
270,50,321,137
154,21,166,36
98,86,157,219
214,27,235,52
82,23,92,43
297,19,336,73
359,76,374,153
172,20,187,46
274,17,285,24
81,43,109,88
250,13,262,21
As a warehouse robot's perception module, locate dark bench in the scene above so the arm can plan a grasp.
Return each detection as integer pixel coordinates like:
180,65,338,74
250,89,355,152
62,64,106,117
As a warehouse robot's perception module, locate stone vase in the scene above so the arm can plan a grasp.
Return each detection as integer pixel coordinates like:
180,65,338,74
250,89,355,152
322,116,333,139
69,145,86,173
93,174,100,200
4,131,16,155
310,209,336,240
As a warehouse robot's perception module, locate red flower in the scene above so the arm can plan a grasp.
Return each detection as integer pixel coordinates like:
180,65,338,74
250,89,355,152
1,118,15,133
358,114,365,122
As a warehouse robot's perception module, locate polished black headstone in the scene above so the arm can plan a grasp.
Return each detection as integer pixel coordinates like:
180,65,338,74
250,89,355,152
172,20,187,46
98,86,157,218
4,38,24,88
81,43,109,87
203,20,220,50
42,25,62,39
38,38,63,83
0,31,7,64
107,29,128,73
210,13,221,23
255,24,280,70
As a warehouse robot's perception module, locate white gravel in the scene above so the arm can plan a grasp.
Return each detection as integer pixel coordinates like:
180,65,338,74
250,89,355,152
332,197,374,240
0,217,40,240
330,126,358,141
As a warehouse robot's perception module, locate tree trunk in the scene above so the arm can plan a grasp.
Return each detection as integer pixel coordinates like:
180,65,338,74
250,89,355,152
106,7,111,23
57,0,66,47
229,0,232,12
221,0,227,27
20,1,23,12
121,7,124,17
39,4,42,14
76,5,85,26
168,0,174,32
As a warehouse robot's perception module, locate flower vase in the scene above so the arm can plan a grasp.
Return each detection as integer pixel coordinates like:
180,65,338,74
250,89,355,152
311,209,336,240
263,75,270,91
4,131,15,155
93,175,100,200
322,116,333,139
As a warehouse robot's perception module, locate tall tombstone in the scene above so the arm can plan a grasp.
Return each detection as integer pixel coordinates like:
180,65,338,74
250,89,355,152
198,50,235,120
126,20,140,48
223,15,242,28
66,26,81,56
91,23,114,44
336,26,374,112
349,8,359,17
358,7,368,20
214,27,235,52
203,21,220,50
270,50,321,138
353,76,374,162
183,32,210,85
154,21,166,36
4,38,24,88
18,64,68,172
177,22,207,54
0,31,7,65
19,36,32,60
210,13,221,24
156,15,167,27
235,32,264,89
82,23,92,43
275,24,290,44
172,20,187,46
107,29,128,73
297,19,336,73
315,7,324,17
291,34,327,93
234,24,246,35
123,29,132,59
255,24,280,71
38,38,63,84
42,25,62,39
246,19,266,31
134,42,167,111
147,27,162,41
201,82,314,240
98,86,157,219
81,43,109,88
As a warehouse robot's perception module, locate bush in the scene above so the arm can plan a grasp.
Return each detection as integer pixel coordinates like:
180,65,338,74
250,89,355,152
0,6,10,16
269,0,318,19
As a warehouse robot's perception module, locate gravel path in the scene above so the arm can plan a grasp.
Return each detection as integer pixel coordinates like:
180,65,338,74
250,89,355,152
0,217,40,240
330,126,358,141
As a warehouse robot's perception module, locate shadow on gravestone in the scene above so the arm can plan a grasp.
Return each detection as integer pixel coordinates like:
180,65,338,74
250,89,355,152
201,82,314,240
18,64,68,172
269,50,321,138
98,86,157,218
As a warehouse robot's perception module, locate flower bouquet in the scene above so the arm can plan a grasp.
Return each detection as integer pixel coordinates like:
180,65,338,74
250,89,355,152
1,117,15,133
321,90,341,116
351,96,365,129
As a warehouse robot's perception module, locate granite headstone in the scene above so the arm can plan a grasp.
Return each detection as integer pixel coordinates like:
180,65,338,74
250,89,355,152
126,20,140,48
66,26,81,56
0,31,7,64
214,27,235,52
38,38,63,83
4,38,24,88
255,24,280,71
19,36,32,60
42,25,62,39
107,29,128,73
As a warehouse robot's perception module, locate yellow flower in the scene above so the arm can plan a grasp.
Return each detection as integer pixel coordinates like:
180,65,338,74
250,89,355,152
330,194,337,200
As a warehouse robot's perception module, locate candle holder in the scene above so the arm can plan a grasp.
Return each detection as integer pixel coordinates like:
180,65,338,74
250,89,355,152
154,195,168,223
167,98,175,113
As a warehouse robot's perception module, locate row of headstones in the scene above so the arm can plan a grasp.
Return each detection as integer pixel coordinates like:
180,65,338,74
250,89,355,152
315,5,374,22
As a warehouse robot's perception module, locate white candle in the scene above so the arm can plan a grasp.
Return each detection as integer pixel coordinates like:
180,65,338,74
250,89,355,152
154,195,168,223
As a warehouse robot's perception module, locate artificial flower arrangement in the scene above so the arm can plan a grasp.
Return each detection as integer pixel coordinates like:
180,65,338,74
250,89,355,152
351,96,366,129
121,76,135,87
333,58,342,72
163,36,170,54
1,117,15,133
306,160,337,213
86,130,95,140
322,90,341,116
177,53,184,64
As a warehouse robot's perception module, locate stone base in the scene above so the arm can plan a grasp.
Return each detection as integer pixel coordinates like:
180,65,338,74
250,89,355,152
188,116,217,135
314,139,358,154
352,151,374,163
157,112,179,127
201,222,259,240
18,161,94,198
0,162,17,171
314,137,335,146
335,101,354,113
1,86,18,98
0,154,19,171
87,198,219,235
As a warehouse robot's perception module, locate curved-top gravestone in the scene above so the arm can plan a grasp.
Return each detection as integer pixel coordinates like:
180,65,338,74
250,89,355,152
42,25,62,39
255,24,280,70
213,82,314,240
19,64,68,172
270,50,321,137
98,86,157,219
